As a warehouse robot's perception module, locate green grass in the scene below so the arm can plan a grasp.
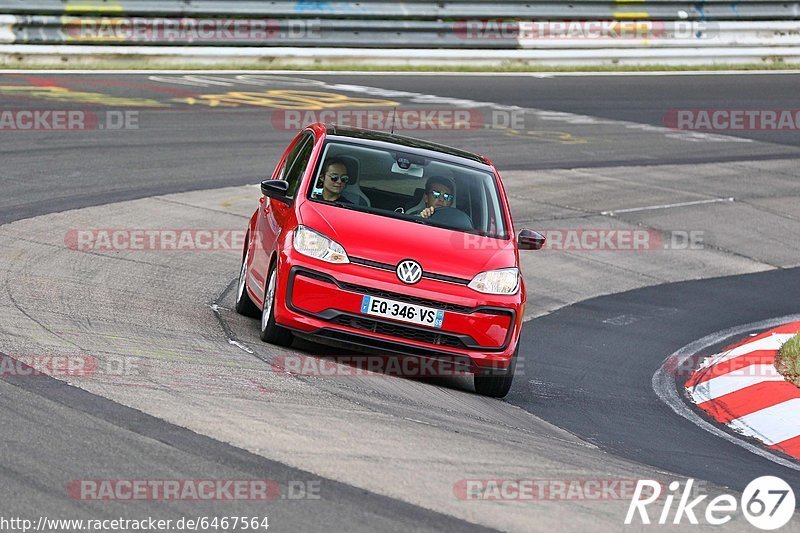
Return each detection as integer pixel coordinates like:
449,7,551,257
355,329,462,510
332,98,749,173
1,60,800,72
776,333,800,387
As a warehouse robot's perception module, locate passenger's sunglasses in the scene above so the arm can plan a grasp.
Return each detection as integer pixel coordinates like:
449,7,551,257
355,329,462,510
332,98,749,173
429,190,453,202
326,173,350,183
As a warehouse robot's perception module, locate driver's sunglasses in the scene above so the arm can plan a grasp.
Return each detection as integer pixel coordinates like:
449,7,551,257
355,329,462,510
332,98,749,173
326,173,350,183
429,190,453,202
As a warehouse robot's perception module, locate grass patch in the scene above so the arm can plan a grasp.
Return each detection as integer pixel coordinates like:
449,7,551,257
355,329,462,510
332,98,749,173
776,333,800,387
1,60,800,73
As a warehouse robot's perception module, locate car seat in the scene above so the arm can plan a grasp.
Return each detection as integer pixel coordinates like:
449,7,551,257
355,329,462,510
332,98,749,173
337,155,371,207
404,187,426,214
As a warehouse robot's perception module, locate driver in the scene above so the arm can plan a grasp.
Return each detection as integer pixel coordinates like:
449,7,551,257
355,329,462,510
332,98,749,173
315,158,352,203
409,176,455,219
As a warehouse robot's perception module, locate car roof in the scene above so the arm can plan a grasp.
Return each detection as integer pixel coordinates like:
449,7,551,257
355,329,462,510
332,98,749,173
322,123,493,170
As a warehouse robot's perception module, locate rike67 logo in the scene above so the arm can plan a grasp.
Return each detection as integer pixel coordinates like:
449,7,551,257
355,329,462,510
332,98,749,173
626,477,796,530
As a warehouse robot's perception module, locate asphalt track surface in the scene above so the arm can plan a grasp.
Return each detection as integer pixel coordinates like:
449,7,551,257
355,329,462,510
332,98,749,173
2,72,799,529
2,72,799,225
509,267,800,495
308,73,800,149
0,373,485,532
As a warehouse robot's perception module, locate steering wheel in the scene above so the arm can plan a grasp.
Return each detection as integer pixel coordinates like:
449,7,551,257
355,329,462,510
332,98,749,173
428,206,473,230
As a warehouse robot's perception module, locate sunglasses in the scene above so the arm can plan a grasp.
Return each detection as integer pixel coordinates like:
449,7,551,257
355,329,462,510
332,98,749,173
429,190,453,202
326,173,350,183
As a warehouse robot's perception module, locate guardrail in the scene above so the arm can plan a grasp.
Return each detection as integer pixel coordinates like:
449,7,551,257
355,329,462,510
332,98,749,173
1,1,798,65
6,16,800,49
0,1,799,21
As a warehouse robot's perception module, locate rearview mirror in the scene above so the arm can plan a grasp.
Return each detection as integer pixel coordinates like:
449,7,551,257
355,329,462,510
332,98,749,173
518,229,545,250
391,162,424,177
261,180,291,204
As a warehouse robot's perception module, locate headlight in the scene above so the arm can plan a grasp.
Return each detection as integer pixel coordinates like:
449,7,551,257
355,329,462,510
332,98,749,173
468,268,519,295
293,226,349,264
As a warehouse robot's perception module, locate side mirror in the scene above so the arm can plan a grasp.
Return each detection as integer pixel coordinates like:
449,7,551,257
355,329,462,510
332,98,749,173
518,229,545,251
261,179,291,204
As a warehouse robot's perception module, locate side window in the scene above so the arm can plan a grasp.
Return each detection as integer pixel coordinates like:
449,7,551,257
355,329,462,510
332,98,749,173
283,133,314,198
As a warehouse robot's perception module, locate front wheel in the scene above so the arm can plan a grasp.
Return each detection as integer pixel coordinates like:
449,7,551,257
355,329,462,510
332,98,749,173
259,265,294,346
473,347,517,398
235,245,260,318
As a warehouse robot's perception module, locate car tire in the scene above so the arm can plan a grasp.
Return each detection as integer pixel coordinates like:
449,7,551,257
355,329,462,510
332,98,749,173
235,244,260,318
473,346,517,398
259,264,294,346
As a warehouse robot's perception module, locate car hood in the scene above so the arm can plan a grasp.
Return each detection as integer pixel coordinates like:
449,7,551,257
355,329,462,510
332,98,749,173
299,201,517,278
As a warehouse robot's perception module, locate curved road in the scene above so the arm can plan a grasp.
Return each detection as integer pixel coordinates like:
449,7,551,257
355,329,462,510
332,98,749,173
1,71,799,530
510,267,800,494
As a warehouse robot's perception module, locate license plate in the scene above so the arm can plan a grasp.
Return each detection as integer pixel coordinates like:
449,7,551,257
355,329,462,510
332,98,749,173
360,295,445,329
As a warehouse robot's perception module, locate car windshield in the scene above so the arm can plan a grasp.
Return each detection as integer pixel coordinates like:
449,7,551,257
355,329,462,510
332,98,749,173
307,141,509,239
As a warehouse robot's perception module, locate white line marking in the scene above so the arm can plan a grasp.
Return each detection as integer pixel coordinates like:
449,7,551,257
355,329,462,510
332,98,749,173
403,417,436,426
323,83,749,144
0,69,754,143
652,314,800,472
729,399,800,446
228,339,254,354
689,364,785,403
602,197,734,216
209,304,254,354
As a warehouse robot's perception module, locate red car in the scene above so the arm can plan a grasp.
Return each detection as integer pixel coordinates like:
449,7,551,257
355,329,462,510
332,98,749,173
236,123,544,397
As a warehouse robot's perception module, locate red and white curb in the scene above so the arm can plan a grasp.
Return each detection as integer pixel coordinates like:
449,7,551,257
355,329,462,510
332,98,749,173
686,321,800,460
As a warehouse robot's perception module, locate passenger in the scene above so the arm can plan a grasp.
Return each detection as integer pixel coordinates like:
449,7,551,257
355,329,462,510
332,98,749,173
316,158,352,203
409,176,454,219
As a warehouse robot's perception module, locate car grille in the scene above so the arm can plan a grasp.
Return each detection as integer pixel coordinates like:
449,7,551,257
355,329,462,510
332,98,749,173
338,281,473,313
350,256,471,285
295,268,509,316
330,315,467,349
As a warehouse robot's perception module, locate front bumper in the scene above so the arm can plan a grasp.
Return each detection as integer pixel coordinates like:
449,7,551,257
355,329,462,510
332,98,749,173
273,255,523,371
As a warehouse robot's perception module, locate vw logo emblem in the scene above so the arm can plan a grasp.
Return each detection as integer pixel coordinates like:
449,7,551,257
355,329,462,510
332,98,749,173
396,259,423,284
